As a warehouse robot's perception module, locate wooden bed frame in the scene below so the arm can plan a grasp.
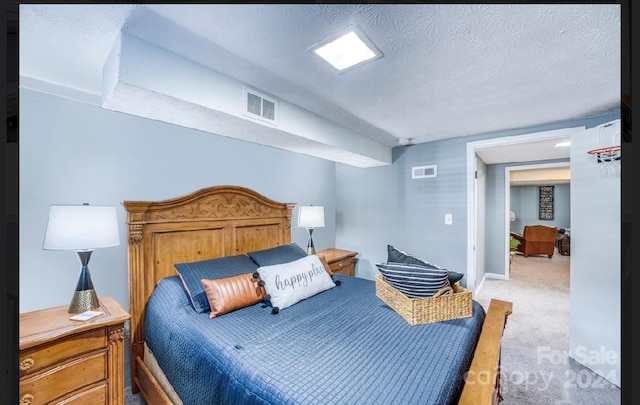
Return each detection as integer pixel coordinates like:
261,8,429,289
122,185,512,405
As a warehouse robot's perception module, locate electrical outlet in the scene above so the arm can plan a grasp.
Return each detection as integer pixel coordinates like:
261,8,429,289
445,214,453,225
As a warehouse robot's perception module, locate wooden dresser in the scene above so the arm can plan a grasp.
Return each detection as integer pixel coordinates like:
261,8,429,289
317,248,358,276
19,297,130,405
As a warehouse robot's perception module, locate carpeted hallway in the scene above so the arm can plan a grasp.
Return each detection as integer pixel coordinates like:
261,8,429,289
475,251,621,404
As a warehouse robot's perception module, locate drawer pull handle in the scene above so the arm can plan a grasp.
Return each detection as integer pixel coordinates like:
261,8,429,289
20,358,35,371
20,394,34,405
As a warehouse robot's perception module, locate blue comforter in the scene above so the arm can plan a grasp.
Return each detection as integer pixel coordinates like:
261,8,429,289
145,275,485,405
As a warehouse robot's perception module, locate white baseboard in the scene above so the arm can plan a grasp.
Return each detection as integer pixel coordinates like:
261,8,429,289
475,272,507,296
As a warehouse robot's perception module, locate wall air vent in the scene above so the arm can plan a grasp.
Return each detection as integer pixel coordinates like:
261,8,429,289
411,165,437,179
243,86,278,124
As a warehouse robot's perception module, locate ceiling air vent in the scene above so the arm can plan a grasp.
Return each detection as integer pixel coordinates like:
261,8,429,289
412,165,437,179
243,87,278,124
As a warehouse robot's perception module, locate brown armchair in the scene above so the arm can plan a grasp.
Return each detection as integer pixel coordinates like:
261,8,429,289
510,225,558,258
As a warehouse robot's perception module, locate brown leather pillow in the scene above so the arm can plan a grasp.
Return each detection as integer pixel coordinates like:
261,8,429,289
317,254,333,276
201,273,266,319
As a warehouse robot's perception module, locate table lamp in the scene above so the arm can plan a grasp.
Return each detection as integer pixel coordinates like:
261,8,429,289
297,205,325,255
43,204,120,313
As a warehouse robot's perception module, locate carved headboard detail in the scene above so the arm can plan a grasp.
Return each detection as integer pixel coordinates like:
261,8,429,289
122,185,295,391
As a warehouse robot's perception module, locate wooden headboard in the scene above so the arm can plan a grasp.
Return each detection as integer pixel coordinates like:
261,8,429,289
122,185,295,393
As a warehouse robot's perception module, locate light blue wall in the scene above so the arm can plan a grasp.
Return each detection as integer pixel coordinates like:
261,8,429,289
474,158,487,291
510,183,571,235
569,123,621,385
336,112,620,285
334,136,472,281
19,88,337,313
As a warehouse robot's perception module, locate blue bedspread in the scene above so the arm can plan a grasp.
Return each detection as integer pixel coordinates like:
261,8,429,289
145,274,486,405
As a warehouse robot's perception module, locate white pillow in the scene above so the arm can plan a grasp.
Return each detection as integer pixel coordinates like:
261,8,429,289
257,255,336,311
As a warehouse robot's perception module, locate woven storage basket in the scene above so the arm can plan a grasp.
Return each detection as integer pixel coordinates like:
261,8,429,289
375,274,472,325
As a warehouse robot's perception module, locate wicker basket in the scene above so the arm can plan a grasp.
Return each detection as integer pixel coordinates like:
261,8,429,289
375,274,472,325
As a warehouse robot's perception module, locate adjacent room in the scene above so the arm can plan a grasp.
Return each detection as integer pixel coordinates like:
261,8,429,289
12,4,625,405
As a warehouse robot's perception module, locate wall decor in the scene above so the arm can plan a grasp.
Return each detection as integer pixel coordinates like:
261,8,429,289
539,185,554,220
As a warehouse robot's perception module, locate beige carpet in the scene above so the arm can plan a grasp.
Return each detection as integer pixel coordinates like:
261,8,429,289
475,251,621,405
126,386,145,404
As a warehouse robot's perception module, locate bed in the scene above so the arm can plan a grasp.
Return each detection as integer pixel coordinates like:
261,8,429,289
122,185,512,404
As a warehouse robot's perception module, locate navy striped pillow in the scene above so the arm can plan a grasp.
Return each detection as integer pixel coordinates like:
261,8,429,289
387,245,464,285
376,262,450,298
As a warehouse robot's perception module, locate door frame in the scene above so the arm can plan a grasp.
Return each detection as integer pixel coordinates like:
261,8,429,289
504,161,571,279
466,126,583,295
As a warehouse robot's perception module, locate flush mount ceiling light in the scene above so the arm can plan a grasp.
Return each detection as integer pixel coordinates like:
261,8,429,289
554,140,571,147
309,25,383,72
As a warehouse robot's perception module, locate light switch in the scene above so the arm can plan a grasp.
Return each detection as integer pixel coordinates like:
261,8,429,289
445,214,453,225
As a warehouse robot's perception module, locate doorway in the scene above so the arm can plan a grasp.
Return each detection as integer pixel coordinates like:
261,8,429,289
505,162,570,280
465,126,583,295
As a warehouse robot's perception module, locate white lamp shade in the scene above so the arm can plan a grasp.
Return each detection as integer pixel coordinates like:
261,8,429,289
43,204,120,251
510,210,516,222
297,206,325,228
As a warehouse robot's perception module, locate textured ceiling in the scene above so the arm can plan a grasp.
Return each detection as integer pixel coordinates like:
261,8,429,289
19,4,621,166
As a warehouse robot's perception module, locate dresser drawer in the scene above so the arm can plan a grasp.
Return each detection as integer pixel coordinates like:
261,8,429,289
20,328,107,377
330,258,354,275
318,248,357,277
19,351,108,404
58,383,108,405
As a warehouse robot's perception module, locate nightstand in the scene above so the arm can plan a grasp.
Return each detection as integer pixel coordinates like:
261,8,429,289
317,248,358,276
19,297,130,405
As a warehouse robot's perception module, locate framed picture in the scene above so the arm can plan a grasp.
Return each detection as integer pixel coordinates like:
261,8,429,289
539,185,554,220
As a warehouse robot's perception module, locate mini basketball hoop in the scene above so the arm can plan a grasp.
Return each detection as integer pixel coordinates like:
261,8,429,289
587,145,621,177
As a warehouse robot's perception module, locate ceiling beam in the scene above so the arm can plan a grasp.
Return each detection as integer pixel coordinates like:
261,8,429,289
101,32,391,168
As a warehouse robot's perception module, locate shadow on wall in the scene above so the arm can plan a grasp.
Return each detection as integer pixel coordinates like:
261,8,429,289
355,258,377,280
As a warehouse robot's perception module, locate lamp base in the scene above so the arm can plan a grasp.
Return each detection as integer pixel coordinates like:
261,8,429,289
68,251,101,313
306,228,316,256
68,288,100,313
